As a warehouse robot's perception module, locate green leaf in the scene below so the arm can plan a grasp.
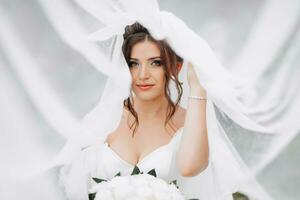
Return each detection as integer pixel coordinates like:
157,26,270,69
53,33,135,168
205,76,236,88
170,179,177,185
92,177,107,183
131,165,141,175
114,172,121,177
232,192,249,200
169,179,179,188
88,193,96,200
147,168,157,177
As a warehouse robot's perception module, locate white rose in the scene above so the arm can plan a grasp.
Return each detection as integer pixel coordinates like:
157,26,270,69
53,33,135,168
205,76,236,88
113,184,135,199
135,185,153,198
94,187,114,200
89,181,109,194
132,175,150,187
110,176,130,187
91,172,185,200
169,184,185,200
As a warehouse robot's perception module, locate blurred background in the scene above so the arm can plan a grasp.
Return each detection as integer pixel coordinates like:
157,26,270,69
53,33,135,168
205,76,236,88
0,0,299,199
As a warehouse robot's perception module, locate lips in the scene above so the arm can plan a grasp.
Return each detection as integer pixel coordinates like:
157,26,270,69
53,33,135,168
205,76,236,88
137,84,154,91
137,84,154,87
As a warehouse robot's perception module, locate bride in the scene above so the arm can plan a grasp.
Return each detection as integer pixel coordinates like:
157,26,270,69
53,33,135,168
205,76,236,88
58,0,271,200
60,22,209,200
114,22,208,176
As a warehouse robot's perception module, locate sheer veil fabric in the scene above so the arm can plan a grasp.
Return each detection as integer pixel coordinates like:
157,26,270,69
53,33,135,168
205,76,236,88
3,0,298,200
53,0,273,199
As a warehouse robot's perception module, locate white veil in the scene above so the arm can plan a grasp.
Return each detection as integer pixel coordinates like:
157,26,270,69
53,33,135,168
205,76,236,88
52,0,271,199
2,0,298,200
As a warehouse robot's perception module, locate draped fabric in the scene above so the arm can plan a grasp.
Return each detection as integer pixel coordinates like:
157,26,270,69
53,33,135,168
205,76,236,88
0,0,299,199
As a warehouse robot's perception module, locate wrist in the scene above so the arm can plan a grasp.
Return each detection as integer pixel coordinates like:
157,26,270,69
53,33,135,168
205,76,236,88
190,87,206,97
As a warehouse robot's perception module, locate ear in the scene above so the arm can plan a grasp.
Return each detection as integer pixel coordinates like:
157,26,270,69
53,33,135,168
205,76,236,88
176,62,183,72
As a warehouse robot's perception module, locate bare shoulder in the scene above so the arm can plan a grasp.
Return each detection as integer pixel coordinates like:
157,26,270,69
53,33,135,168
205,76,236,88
105,107,131,143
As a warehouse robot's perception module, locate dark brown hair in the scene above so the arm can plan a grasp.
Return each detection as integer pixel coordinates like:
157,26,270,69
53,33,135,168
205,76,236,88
122,22,183,137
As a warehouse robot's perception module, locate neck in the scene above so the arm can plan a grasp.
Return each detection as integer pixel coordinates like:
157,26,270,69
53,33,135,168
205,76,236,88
131,95,169,120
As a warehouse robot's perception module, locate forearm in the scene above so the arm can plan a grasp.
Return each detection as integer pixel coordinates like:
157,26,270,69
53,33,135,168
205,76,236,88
177,87,209,177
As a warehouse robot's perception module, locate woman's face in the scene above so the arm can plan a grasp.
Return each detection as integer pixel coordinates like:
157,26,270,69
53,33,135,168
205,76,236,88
129,40,165,101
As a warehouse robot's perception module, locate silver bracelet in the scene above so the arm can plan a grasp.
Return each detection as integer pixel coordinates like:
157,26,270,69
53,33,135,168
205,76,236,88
188,95,207,100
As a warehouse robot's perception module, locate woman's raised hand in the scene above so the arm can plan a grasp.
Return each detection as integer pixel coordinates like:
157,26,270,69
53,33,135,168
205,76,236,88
187,62,206,96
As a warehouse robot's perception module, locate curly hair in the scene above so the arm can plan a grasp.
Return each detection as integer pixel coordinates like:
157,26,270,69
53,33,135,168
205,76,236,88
122,22,183,137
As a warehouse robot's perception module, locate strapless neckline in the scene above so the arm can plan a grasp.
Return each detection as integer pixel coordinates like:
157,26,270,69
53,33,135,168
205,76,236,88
103,127,183,167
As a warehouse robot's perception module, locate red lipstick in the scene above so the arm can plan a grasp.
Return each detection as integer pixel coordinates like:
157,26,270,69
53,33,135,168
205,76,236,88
137,84,154,91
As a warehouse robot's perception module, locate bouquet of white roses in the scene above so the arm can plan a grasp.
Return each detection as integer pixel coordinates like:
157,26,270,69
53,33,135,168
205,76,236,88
88,166,195,200
88,166,249,200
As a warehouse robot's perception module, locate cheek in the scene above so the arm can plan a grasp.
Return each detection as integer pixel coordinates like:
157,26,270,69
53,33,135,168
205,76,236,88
129,69,138,82
157,69,166,84
153,69,166,91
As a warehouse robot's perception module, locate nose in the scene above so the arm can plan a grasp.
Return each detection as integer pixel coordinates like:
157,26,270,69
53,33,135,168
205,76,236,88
138,64,150,80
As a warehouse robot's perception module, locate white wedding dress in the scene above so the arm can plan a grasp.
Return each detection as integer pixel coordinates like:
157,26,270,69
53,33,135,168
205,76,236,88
40,1,272,200
59,127,227,200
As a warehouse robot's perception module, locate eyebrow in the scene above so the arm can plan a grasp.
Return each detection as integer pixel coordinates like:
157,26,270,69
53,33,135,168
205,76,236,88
129,56,161,61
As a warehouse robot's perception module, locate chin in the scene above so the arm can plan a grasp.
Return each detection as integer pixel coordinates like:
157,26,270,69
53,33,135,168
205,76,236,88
132,89,161,102
135,93,158,101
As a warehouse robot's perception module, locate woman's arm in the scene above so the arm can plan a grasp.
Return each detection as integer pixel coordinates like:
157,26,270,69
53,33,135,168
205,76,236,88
177,63,209,177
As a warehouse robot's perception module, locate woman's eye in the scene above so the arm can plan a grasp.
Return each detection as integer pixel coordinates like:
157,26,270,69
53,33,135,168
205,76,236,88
129,61,138,67
151,60,162,66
